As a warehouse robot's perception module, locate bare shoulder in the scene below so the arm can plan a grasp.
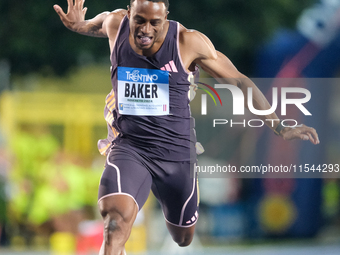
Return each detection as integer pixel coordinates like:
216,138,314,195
178,23,217,62
104,9,127,38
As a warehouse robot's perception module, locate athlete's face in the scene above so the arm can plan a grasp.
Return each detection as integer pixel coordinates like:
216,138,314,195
128,0,168,51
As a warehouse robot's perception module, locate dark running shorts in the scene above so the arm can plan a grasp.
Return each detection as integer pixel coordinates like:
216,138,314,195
98,145,199,227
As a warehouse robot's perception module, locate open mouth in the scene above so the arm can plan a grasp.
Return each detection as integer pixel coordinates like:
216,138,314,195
137,35,153,46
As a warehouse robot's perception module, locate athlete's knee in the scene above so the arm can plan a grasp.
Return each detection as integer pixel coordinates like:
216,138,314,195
102,211,125,243
168,226,195,247
174,232,194,247
98,196,138,245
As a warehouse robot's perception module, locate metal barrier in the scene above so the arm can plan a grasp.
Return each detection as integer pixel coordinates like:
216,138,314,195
0,91,106,156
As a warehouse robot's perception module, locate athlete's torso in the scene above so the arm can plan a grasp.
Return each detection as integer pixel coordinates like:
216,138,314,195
98,16,198,162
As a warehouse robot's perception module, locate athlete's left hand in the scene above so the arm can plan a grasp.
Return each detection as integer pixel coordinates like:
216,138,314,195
280,124,320,144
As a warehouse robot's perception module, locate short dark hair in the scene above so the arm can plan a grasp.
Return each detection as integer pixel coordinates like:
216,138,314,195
130,0,169,10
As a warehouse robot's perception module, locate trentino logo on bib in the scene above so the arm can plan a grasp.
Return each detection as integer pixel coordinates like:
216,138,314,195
117,67,170,116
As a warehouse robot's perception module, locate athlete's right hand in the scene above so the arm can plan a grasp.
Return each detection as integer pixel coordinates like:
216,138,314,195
53,0,88,31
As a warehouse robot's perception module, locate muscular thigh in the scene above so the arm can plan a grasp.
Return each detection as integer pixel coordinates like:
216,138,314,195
151,161,199,227
98,146,153,211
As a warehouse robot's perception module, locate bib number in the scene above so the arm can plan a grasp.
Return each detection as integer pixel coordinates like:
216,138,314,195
117,67,170,116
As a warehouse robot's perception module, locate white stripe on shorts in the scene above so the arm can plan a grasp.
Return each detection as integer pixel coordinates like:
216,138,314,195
106,156,122,193
179,164,196,225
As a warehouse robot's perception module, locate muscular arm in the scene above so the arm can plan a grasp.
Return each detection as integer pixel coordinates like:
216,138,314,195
179,28,319,144
198,50,279,128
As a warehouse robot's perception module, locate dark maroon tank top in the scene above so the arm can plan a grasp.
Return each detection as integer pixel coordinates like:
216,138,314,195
98,16,199,162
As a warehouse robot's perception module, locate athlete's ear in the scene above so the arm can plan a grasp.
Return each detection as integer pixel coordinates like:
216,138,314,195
127,5,131,19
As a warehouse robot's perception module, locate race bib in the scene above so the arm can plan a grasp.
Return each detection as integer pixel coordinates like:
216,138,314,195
117,67,170,116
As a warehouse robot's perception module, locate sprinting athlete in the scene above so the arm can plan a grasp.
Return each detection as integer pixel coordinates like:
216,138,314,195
54,0,320,254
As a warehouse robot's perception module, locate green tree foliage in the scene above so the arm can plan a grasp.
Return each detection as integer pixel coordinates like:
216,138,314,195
0,0,126,75
0,0,315,76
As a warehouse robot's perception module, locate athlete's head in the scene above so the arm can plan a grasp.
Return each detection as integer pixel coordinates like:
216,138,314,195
128,0,169,52
130,0,169,11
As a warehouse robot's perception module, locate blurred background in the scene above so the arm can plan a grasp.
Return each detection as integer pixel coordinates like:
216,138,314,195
1,0,340,254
